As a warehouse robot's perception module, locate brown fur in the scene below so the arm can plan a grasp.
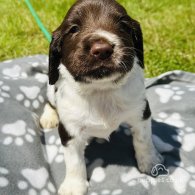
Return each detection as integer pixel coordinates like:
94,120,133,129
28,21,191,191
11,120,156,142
58,122,72,146
49,0,144,84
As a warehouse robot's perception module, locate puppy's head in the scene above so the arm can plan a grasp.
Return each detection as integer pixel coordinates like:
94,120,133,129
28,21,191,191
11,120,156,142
49,0,144,85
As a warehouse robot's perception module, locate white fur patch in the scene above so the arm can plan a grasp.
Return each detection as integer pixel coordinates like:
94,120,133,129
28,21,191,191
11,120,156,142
40,103,59,129
45,55,163,193
54,57,145,140
58,139,88,195
93,29,121,46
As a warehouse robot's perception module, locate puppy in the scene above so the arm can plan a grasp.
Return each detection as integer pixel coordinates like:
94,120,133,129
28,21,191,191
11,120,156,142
40,0,164,194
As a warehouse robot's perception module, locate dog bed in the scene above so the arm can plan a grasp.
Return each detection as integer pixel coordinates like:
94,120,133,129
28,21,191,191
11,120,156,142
0,55,195,195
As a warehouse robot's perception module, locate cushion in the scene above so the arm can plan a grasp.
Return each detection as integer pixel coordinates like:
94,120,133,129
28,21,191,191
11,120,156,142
0,55,195,195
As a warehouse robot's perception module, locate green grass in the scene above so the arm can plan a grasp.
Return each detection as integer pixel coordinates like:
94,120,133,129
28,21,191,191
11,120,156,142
0,0,194,77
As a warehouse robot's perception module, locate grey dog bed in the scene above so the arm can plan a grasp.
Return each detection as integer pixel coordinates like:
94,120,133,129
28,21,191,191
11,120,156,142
0,55,195,195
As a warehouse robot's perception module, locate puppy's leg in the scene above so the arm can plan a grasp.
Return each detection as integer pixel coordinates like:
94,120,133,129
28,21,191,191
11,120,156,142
40,103,59,129
58,123,88,195
129,102,164,174
131,118,163,174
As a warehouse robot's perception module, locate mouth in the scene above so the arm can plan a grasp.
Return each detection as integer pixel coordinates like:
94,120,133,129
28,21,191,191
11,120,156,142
66,42,135,83
73,51,135,82
74,64,122,82
83,66,113,78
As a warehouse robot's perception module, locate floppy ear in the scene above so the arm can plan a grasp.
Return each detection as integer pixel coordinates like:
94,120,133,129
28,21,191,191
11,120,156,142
131,19,144,68
48,30,62,85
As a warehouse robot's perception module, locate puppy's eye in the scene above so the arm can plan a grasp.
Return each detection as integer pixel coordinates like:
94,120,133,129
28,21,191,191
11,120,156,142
69,25,80,34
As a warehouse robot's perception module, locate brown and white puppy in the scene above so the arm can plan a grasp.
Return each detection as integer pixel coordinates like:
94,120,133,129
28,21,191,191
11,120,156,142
40,0,164,194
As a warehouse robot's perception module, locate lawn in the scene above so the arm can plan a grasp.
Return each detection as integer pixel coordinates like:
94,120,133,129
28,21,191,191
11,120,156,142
0,0,194,77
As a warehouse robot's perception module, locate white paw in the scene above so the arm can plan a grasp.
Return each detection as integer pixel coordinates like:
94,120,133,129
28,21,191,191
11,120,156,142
40,104,59,129
136,147,164,175
40,112,59,129
58,179,88,195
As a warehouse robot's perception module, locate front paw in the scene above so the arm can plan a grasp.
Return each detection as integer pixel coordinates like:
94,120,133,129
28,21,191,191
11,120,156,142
39,104,59,129
136,148,164,175
58,179,88,195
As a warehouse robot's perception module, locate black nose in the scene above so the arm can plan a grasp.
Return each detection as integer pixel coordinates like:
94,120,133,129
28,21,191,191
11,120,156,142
90,40,113,60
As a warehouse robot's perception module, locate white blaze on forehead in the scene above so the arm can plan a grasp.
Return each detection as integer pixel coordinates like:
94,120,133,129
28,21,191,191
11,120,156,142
93,29,121,46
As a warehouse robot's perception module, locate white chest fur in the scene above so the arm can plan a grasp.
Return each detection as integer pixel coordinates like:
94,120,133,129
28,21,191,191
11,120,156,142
50,59,146,140
57,87,129,139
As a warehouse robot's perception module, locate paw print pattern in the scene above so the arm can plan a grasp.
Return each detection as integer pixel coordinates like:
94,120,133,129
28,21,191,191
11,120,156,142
90,189,123,195
45,135,64,164
157,112,185,128
170,166,195,194
157,112,195,152
88,159,105,183
17,167,56,194
120,165,195,194
152,134,174,153
155,85,185,103
0,167,9,188
186,166,195,189
181,130,195,152
186,85,195,92
16,86,44,109
2,65,27,80
0,81,10,103
121,167,157,189
2,120,36,146
34,73,48,83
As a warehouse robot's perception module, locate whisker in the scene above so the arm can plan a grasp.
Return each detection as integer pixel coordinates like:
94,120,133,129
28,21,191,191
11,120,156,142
122,46,143,53
119,61,129,73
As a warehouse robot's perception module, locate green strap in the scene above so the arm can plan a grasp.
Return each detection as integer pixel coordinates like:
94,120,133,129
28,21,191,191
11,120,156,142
24,0,52,42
